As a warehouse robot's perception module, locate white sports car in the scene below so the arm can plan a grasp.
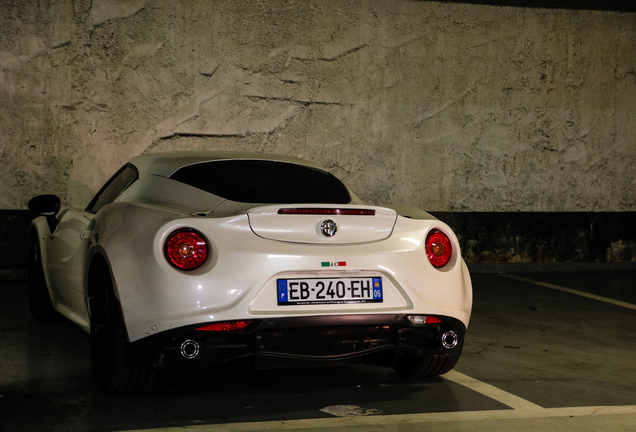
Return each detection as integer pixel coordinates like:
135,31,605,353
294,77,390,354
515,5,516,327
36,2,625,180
28,152,472,393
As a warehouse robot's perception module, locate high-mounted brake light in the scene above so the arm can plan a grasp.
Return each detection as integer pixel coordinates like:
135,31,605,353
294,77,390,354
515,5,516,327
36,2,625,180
196,320,253,332
165,230,208,270
278,208,376,216
425,229,452,268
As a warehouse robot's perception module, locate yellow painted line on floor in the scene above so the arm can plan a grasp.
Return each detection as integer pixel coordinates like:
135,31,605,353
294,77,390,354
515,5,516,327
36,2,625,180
122,405,636,432
500,274,636,311
443,370,542,410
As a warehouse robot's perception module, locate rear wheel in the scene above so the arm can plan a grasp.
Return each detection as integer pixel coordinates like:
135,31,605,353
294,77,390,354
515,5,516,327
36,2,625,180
28,232,59,322
394,348,462,378
89,265,156,393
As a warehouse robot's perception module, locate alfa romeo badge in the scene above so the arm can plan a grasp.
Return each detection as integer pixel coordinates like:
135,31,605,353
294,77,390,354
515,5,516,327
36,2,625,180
320,219,338,237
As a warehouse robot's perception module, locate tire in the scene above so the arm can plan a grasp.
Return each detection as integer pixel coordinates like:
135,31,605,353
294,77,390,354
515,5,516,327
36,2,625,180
89,265,156,393
394,347,462,378
28,232,60,322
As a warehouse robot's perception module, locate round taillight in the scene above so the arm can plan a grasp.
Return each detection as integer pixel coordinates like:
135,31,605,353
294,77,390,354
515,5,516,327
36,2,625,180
426,229,452,268
165,230,208,270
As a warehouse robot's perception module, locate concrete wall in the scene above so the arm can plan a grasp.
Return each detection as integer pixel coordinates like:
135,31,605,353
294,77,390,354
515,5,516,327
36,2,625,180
1,0,635,214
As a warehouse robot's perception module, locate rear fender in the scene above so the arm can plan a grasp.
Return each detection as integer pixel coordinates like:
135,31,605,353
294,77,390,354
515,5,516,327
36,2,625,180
460,258,473,327
85,251,126,337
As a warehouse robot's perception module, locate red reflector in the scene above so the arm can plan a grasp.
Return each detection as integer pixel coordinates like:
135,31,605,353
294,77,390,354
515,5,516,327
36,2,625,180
196,320,252,332
277,208,376,216
425,316,442,324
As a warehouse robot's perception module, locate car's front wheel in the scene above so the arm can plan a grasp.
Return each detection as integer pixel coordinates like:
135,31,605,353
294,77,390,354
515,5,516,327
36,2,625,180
89,264,156,393
28,232,60,322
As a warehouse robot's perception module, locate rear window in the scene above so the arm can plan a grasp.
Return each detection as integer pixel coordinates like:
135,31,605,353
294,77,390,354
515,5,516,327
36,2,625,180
169,160,351,204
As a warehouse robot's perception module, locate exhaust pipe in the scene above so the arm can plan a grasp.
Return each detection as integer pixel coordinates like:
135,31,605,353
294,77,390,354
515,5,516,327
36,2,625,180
180,339,200,359
441,331,458,349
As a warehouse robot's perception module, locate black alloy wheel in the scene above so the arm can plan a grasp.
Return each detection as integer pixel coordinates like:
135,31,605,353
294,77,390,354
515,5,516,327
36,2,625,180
89,265,156,393
28,231,59,321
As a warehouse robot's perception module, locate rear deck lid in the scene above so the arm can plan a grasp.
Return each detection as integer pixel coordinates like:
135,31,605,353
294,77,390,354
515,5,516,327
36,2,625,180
247,204,397,244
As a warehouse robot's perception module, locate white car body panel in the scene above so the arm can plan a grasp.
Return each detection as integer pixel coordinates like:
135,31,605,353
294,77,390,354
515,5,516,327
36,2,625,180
93,204,471,342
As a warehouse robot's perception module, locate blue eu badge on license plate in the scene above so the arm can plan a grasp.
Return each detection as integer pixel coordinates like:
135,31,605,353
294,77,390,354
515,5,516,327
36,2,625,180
278,280,289,302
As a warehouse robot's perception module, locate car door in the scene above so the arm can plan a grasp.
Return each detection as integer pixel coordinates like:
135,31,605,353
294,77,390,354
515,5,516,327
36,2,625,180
45,208,93,309
46,164,139,313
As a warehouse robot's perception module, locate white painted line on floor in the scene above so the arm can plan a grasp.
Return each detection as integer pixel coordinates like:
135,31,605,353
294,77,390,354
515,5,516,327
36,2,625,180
121,405,636,431
500,274,636,311
443,370,542,410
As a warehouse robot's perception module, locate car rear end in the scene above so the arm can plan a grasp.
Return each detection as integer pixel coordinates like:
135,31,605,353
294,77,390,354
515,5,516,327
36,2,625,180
107,155,471,376
113,204,470,374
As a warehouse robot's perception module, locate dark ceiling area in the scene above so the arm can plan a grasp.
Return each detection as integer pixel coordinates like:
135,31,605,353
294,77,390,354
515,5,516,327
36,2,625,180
430,0,636,12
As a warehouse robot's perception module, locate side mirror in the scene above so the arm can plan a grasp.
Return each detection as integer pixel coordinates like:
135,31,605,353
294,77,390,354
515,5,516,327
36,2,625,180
28,195,61,232
28,194,61,215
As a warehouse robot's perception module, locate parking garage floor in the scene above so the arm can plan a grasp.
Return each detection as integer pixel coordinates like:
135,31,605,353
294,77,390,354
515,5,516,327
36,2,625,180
1,271,636,432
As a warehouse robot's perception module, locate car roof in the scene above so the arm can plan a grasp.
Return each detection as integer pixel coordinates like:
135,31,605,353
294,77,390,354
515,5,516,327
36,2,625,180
129,151,326,178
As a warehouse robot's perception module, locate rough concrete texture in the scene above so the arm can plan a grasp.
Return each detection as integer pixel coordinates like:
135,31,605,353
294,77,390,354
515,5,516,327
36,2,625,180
1,0,635,212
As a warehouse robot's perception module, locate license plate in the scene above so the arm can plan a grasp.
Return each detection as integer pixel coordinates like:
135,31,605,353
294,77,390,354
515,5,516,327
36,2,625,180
277,277,383,305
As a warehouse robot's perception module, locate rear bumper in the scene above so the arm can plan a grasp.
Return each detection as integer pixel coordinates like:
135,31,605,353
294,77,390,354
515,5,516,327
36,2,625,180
132,314,466,371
